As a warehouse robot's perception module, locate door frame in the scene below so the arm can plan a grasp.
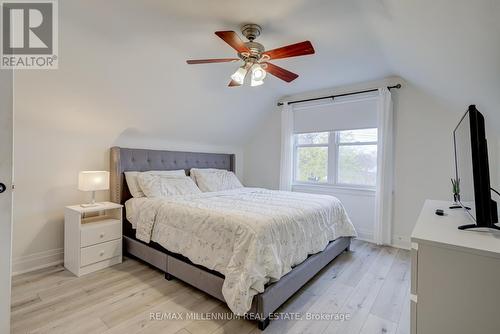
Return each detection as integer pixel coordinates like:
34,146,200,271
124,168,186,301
0,68,14,333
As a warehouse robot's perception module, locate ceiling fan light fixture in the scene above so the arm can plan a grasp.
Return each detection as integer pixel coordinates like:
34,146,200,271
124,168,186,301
252,64,266,80
187,25,313,87
250,63,266,87
230,65,248,85
251,78,264,87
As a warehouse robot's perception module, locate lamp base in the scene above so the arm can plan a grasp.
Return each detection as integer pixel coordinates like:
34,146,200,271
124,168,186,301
81,191,98,208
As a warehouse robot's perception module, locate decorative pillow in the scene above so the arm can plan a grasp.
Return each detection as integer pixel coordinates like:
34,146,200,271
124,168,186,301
190,168,243,192
125,170,186,197
137,174,201,198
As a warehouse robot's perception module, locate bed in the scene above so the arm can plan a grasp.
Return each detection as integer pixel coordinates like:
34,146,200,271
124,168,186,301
110,146,355,330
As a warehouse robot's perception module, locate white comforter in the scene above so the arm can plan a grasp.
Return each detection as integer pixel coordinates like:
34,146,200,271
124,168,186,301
126,188,356,315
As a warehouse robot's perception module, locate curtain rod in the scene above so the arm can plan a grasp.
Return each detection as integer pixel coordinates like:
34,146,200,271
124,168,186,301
276,84,401,107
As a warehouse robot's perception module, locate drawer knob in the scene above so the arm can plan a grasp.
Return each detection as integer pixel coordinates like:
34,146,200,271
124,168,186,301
100,233,105,238
99,251,105,256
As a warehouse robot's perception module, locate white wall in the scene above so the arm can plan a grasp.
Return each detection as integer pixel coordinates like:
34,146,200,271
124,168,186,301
11,1,247,274
243,108,282,190
488,135,499,188
12,114,243,274
489,137,500,211
244,79,473,248
498,138,500,189
390,82,458,246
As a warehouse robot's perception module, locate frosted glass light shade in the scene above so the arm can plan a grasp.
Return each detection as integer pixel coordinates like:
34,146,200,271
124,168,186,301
230,66,248,85
250,64,266,87
251,78,264,87
78,171,109,191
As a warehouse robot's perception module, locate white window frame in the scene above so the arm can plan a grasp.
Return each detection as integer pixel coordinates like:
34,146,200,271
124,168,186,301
293,128,377,190
293,133,329,185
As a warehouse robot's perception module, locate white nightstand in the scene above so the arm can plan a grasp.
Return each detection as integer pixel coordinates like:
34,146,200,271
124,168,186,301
64,202,123,276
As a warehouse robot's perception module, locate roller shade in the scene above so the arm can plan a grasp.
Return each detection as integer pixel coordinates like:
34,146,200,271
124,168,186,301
293,94,378,133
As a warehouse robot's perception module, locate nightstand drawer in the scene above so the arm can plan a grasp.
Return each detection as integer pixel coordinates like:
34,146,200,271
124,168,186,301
81,239,121,266
81,219,121,247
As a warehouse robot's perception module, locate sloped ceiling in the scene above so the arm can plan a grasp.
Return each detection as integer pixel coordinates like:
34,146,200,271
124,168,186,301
19,0,500,145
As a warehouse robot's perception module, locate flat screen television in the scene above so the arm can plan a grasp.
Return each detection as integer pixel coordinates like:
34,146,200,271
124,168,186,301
453,105,498,230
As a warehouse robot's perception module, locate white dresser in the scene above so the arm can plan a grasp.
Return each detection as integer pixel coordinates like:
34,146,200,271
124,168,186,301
411,200,500,334
64,202,123,276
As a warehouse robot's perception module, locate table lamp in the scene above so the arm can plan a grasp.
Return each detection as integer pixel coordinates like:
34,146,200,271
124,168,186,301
78,171,109,207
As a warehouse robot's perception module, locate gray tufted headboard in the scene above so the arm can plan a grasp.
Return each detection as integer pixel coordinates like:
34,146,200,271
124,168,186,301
110,147,235,205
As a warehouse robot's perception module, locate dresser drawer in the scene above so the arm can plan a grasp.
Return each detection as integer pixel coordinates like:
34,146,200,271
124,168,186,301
81,239,121,266
81,219,121,247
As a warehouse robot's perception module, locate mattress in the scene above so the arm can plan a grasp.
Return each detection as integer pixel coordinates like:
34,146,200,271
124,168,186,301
125,187,357,315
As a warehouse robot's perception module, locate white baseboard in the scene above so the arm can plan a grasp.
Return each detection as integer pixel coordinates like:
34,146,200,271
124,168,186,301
391,235,411,250
12,248,64,276
353,231,411,250
355,228,374,243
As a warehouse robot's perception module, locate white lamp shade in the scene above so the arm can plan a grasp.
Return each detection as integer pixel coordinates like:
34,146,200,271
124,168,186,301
78,171,109,191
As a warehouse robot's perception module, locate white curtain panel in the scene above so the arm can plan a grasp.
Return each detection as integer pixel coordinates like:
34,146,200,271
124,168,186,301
374,88,394,245
279,103,294,191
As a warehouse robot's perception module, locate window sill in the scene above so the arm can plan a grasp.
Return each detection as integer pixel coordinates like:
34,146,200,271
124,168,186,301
292,183,376,196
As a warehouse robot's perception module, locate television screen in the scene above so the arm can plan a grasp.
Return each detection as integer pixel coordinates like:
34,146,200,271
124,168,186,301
453,105,496,228
453,111,476,221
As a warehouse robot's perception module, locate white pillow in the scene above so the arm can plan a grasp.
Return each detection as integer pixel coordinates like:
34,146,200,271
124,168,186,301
190,168,243,192
189,168,220,185
125,170,186,197
137,174,201,198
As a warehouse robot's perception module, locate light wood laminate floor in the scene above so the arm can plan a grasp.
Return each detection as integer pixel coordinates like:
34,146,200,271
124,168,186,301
11,240,410,334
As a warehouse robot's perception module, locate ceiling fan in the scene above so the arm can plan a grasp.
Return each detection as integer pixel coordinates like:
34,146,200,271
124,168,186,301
186,24,315,87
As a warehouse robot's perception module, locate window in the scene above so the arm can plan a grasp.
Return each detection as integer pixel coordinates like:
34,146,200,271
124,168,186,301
295,132,329,183
337,128,378,186
294,128,378,187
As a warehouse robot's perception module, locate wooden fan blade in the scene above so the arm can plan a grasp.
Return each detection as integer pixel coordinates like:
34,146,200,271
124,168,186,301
186,58,240,64
263,41,315,60
228,79,242,87
215,31,250,54
262,62,299,82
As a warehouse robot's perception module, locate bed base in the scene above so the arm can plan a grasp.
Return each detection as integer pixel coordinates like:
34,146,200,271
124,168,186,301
124,235,351,330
